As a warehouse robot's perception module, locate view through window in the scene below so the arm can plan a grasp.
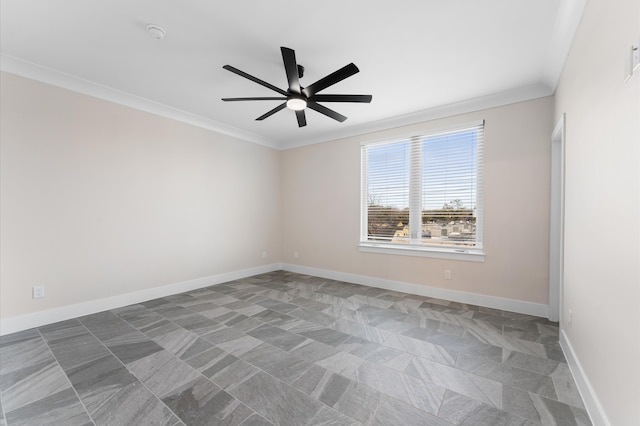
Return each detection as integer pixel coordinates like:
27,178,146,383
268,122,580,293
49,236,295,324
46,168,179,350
361,122,484,252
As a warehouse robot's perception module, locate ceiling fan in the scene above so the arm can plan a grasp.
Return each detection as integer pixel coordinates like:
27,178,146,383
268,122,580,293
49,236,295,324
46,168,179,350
222,47,372,127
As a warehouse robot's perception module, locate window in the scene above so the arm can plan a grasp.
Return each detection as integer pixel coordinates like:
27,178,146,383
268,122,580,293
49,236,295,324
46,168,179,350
360,121,484,260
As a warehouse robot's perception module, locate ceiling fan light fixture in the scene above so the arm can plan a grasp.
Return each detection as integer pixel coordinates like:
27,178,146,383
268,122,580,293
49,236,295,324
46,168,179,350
286,97,307,111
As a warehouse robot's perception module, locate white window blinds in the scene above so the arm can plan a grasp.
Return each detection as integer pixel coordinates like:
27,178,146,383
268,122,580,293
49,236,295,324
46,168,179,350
361,122,484,252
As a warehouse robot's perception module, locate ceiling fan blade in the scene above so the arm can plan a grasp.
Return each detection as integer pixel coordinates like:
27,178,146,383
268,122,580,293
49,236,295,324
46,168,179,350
295,110,307,127
222,97,287,101
302,63,360,97
307,102,347,122
281,47,301,95
223,65,287,96
256,103,287,121
310,94,372,103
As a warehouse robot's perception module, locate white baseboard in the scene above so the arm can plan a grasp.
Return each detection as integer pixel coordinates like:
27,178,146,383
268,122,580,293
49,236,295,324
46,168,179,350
559,329,609,426
1,262,549,336
0,263,282,336
281,263,548,318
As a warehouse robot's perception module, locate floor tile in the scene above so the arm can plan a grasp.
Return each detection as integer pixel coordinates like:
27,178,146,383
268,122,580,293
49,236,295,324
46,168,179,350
154,328,201,357
371,396,450,426
240,343,312,383
239,413,274,426
108,337,164,365
384,333,457,366
550,363,586,409
172,314,222,335
501,385,592,425
140,297,174,310
308,406,362,425
46,332,110,372
226,316,265,333
138,318,182,339
331,318,391,344
176,336,216,361
186,301,221,314
256,298,299,314
292,364,351,407
530,393,591,426
229,371,323,426
427,332,503,360
1,357,70,413
289,339,341,363
222,301,266,317
464,357,557,399
288,306,336,327
357,305,408,323
363,318,414,333
0,271,590,426
186,346,259,389
90,380,177,425
0,329,40,346
438,390,527,426
127,350,201,398
64,353,138,414
405,356,502,407
282,318,326,334
297,327,351,347
0,332,53,376
246,323,306,351
251,309,297,328
315,350,364,378
332,380,385,424
404,317,467,337
503,351,559,376
155,305,195,321
466,326,548,359
79,311,139,343
38,320,89,345
354,360,445,415
212,339,260,360
162,377,252,426
4,387,92,426
198,305,234,320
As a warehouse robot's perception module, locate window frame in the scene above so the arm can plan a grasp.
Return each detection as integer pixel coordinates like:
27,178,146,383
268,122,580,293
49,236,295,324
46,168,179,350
359,121,485,262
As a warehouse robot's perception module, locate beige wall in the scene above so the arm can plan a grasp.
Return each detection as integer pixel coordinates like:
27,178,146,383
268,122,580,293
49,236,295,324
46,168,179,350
282,97,554,304
0,72,282,320
554,0,640,423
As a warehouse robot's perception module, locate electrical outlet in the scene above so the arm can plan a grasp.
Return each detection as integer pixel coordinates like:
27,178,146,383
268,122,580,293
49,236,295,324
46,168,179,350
262,251,267,259
444,269,452,280
32,286,45,299
568,309,573,327
294,251,299,259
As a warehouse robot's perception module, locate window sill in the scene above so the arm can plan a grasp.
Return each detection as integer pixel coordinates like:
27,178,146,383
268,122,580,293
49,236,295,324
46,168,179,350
358,242,485,262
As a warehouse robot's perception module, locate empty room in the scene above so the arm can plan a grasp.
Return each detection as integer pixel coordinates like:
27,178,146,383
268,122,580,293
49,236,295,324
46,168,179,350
1,1,638,425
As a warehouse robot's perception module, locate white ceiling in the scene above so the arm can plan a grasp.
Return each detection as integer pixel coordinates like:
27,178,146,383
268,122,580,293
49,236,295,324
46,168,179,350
0,0,586,149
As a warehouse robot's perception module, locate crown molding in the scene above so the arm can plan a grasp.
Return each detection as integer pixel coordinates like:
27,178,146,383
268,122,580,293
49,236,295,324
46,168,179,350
0,53,277,149
277,83,554,150
3,31,577,153
541,0,588,90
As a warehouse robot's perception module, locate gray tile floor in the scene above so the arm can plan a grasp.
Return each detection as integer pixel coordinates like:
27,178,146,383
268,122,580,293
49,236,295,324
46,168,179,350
0,271,591,425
